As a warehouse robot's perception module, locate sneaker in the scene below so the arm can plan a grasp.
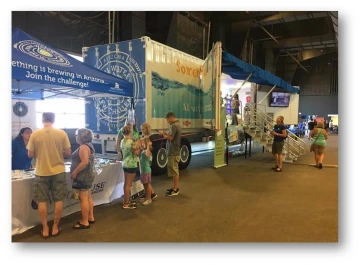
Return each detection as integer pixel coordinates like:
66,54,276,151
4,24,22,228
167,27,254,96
165,188,179,196
142,199,152,206
151,193,158,200
123,203,136,209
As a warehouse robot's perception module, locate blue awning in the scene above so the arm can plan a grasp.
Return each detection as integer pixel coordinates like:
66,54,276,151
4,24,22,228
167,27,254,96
12,28,134,99
222,52,299,93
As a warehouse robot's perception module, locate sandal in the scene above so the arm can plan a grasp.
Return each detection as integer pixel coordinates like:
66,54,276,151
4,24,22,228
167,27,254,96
123,203,136,209
275,167,282,172
51,228,62,236
80,219,95,224
73,222,90,229
142,199,152,206
271,165,279,170
40,230,50,239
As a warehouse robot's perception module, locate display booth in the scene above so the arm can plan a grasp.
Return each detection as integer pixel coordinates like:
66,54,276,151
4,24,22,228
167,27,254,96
11,28,135,234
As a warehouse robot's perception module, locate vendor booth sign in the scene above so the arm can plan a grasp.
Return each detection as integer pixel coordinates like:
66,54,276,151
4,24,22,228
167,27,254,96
12,99,36,138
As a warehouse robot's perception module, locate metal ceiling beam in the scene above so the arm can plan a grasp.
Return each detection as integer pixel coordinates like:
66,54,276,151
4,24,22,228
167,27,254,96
258,11,328,26
262,33,335,49
253,19,309,73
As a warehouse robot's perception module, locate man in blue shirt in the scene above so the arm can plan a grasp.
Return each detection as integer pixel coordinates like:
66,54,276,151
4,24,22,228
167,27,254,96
298,121,303,137
271,116,287,172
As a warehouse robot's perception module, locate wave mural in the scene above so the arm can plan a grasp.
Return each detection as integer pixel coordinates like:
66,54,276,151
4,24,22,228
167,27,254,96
152,71,215,120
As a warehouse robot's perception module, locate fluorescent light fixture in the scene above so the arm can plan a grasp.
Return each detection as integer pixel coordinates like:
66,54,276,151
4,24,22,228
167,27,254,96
327,114,338,117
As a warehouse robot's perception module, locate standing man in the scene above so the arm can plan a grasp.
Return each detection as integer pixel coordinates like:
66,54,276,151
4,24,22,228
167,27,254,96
158,112,182,196
329,120,333,134
307,119,315,139
297,121,302,137
27,112,71,238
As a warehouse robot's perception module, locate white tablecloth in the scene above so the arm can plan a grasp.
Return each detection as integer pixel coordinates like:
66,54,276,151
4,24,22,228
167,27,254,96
12,163,124,235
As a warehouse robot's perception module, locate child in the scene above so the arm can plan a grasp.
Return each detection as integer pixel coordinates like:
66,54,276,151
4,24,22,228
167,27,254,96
139,123,157,205
121,125,140,209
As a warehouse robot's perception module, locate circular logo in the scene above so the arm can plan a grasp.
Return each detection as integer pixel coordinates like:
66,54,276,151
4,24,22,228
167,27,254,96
13,102,28,117
94,51,142,129
15,40,72,67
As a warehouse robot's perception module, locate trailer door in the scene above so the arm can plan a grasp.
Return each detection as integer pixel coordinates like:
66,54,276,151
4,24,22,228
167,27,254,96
201,41,222,130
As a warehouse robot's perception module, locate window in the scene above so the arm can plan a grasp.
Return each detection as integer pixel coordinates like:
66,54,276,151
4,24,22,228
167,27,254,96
36,98,85,129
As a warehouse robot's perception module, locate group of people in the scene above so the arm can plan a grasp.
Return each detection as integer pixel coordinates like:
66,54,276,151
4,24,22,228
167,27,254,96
12,112,73,237
115,111,182,209
12,111,182,238
12,109,329,238
270,115,328,172
296,118,333,138
12,113,99,236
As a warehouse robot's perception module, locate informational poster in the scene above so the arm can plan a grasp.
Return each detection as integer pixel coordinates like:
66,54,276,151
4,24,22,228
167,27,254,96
214,107,226,168
11,99,37,138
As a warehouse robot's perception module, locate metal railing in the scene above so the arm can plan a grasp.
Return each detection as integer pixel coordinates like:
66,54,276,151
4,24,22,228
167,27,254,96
244,103,306,158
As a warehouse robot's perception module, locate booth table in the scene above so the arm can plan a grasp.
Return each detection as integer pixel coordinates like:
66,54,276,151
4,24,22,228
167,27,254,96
12,163,124,235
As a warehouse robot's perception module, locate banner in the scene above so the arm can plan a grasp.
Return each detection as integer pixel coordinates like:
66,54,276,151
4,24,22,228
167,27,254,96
83,38,145,134
12,28,134,98
12,99,37,138
214,107,226,168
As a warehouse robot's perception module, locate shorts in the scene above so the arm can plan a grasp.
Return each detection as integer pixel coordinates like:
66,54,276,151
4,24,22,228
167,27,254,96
34,172,67,202
140,173,151,184
313,144,326,155
167,155,180,177
272,142,285,155
123,167,138,174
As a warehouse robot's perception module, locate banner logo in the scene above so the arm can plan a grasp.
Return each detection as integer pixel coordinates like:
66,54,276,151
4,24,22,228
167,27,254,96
92,51,142,130
13,102,28,117
14,40,72,67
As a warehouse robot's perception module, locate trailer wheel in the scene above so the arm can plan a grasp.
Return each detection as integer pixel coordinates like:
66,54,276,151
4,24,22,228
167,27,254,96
179,138,192,170
151,141,168,176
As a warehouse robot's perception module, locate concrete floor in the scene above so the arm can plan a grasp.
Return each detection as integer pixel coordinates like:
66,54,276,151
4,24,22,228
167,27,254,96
12,135,338,242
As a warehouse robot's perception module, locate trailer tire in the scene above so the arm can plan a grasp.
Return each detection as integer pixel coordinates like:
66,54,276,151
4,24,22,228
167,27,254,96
151,140,168,176
179,138,191,170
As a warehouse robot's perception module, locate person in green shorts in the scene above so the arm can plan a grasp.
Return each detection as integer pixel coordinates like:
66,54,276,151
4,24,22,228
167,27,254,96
27,112,71,238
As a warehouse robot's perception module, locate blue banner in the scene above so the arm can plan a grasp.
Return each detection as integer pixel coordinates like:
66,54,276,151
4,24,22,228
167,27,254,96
12,28,134,99
83,39,146,134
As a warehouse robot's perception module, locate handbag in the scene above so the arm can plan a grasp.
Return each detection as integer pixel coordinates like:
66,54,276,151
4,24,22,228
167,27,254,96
310,129,322,152
130,180,145,200
72,144,95,190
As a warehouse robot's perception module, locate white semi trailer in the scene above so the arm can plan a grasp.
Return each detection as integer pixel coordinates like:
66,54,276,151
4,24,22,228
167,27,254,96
83,37,222,175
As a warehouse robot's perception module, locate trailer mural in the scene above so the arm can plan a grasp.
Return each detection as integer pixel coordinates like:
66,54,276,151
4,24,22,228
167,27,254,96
83,39,146,133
